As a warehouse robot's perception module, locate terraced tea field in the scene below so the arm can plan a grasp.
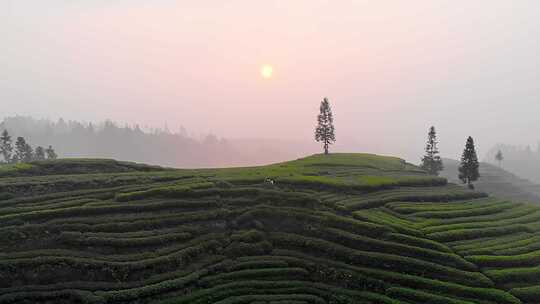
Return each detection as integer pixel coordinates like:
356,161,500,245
1,154,540,303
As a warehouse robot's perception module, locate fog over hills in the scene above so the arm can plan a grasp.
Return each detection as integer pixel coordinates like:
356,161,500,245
0,116,318,168
483,144,540,184
441,158,540,204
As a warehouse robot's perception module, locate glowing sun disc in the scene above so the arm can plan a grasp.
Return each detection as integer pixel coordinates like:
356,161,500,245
261,64,273,78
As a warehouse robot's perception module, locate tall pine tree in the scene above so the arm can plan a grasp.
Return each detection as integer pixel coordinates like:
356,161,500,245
0,130,13,164
46,145,58,160
35,146,46,161
420,126,443,175
315,97,336,155
458,136,480,189
14,137,27,163
22,143,34,163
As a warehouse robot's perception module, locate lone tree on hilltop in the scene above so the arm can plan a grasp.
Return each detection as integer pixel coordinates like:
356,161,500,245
495,149,504,167
420,126,444,175
315,97,335,155
0,130,13,164
46,145,57,160
459,136,480,189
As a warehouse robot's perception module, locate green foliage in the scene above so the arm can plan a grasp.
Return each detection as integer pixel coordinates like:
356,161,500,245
420,126,444,176
315,97,336,155
0,153,534,304
459,136,480,188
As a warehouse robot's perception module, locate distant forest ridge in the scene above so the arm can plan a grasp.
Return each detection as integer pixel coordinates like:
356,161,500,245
0,116,313,168
485,143,540,183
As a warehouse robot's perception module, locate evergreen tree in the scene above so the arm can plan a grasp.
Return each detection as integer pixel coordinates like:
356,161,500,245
22,143,34,162
34,146,46,161
14,137,27,163
420,126,444,175
0,130,13,164
45,145,57,160
458,136,480,189
315,97,336,155
495,150,504,167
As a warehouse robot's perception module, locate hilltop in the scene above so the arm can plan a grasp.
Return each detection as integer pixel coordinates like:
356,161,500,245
441,158,540,204
2,154,540,303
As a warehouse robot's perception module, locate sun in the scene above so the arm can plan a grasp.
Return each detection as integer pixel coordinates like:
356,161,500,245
260,64,273,79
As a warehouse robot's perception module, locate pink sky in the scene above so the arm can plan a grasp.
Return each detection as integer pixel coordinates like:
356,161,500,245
2,1,540,161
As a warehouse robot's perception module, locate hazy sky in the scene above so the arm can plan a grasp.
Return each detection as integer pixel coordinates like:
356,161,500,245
2,1,540,162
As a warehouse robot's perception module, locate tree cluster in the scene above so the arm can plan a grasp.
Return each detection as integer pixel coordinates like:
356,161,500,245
0,130,57,164
313,99,480,189
0,116,242,168
418,126,480,189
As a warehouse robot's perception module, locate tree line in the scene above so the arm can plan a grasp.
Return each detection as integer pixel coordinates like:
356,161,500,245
313,98,484,189
0,130,57,164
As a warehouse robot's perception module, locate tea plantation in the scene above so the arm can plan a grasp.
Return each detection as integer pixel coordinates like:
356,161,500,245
1,154,540,303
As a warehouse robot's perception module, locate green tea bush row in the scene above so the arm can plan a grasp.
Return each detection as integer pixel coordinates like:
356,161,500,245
114,182,215,201
0,199,221,225
384,233,453,253
39,208,236,234
467,249,540,268
273,249,520,304
450,232,532,252
0,239,223,285
428,225,531,242
1,233,224,262
0,198,101,217
58,231,193,248
0,289,105,304
158,280,396,304
205,293,327,304
485,266,540,286
235,205,391,237
422,210,538,234
386,287,476,304
420,206,537,230
319,227,476,271
98,268,208,302
269,232,492,287
229,255,387,292
386,198,499,214
412,202,518,219
276,175,446,193
510,285,540,302
352,210,422,237
345,191,486,211
199,267,311,286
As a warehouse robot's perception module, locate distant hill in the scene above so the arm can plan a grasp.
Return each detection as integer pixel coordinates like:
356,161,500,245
0,116,317,168
441,158,540,204
485,144,540,183
6,153,540,303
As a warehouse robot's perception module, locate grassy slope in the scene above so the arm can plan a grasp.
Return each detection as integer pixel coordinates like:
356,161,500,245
1,154,539,303
441,158,540,204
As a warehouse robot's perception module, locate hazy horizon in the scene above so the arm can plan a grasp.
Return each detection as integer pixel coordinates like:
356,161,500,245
3,1,540,163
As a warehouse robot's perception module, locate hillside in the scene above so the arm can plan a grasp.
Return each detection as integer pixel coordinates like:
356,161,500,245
2,154,540,303
440,158,540,204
